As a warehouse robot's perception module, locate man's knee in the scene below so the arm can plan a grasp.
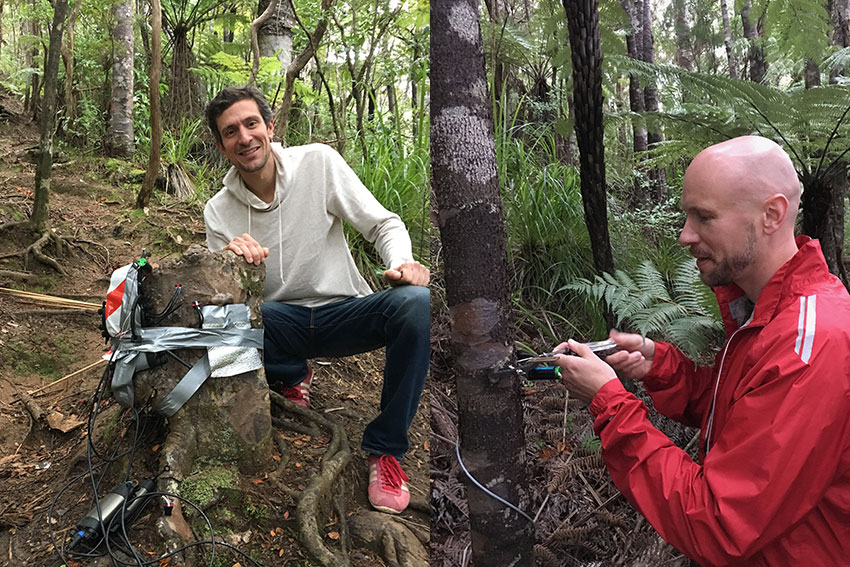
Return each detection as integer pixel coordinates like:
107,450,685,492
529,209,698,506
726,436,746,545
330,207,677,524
388,285,429,331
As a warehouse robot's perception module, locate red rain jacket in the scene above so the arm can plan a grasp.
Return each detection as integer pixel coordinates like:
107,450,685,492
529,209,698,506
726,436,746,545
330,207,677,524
589,237,850,566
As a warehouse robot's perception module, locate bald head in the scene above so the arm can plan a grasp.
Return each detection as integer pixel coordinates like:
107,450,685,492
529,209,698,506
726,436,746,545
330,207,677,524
680,136,803,300
685,136,800,224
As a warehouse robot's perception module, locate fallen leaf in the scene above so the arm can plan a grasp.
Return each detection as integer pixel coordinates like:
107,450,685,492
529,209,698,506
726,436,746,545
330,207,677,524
279,548,285,557
269,530,275,537
327,532,340,540
272,454,281,462
423,440,430,451
152,444,160,452
46,411,85,433
284,511,290,519
538,447,558,461
252,479,263,484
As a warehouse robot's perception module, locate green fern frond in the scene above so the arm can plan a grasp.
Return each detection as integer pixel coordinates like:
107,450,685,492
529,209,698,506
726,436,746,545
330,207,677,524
567,259,723,359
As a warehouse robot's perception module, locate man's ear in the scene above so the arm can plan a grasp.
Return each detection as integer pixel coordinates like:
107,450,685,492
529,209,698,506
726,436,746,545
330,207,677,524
762,193,789,234
267,120,274,139
215,139,226,155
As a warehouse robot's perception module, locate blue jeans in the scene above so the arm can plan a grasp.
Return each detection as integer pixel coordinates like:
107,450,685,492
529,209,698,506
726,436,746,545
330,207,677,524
261,285,429,458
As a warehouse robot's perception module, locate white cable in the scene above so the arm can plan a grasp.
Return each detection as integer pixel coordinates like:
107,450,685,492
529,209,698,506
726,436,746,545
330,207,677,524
454,439,535,524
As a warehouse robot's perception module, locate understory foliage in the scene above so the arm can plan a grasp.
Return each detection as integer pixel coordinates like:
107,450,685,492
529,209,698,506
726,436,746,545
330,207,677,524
567,258,723,360
618,55,850,177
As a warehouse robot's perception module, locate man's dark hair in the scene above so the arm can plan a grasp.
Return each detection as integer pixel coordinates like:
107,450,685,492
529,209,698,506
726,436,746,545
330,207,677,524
205,86,273,144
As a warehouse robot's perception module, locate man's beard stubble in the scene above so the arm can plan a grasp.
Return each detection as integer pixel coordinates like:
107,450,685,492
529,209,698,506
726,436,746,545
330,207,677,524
698,223,758,288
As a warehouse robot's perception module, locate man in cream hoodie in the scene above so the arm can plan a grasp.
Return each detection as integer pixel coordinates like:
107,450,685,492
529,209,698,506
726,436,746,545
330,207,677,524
203,86,429,514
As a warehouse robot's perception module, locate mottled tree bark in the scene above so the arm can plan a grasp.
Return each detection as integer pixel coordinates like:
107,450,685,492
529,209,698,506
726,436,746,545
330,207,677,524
641,0,666,202
621,0,648,206
60,0,83,131
721,0,737,78
257,0,294,73
108,0,135,157
742,1,767,83
137,0,162,209
431,0,534,564
31,0,68,233
672,0,693,72
563,0,615,292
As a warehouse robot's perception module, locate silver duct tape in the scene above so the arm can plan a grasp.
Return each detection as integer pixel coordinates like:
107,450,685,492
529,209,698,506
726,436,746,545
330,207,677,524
110,303,264,415
115,326,263,352
202,304,263,378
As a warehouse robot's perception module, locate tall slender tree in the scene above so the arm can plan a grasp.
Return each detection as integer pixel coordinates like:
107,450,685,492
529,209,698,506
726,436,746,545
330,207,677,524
721,0,737,78
32,0,69,234
60,0,84,133
432,0,535,564
621,0,648,205
108,0,134,156
137,0,163,209
563,0,615,293
641,0,666,202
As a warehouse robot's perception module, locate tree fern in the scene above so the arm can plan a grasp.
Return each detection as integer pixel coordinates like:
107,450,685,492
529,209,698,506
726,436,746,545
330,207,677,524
565,258,723,360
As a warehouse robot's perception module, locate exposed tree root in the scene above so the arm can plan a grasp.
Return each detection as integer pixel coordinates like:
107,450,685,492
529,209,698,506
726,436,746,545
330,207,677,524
0,269,38,284
0,224,108,274
348,510,429,567
272,414,321,437
24,231,65,274
270,390,352,567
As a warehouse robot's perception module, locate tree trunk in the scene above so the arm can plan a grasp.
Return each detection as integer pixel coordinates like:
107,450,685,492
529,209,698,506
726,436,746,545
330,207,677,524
835,0,850,46
223,6,236,43
621,0,648,207
387,81,398,136
411,42,419,142
641,0,666,203
257,0,294,73
431,0,535,565
165,29,204,128
563,0,616,318
25,15,40,118
805,58,821,88
274,0,335,146
31,0,68,233
131,247,273,563
721,0,737,78
742,1,767,83
831,0,850,82
60,0,83,132
108,0,135,157
673,0,693,71
485,0,506,125
137,0,162,209
802,171,848,286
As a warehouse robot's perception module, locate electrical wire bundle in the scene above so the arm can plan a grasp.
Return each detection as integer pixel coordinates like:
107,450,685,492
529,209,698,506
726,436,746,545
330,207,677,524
48,340,265,566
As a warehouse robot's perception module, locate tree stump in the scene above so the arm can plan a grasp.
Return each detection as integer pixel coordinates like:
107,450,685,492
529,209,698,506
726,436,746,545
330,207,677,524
129,245,271,563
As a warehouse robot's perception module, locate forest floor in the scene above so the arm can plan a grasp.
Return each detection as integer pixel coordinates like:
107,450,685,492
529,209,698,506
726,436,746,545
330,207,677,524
0,109,429,567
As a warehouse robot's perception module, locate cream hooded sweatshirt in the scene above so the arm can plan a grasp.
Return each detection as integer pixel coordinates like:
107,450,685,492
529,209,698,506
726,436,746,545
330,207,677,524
204,143,413,307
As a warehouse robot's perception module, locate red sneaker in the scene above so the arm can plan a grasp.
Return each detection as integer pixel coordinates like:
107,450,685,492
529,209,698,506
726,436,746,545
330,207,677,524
367,454,410,514
280,366,312,408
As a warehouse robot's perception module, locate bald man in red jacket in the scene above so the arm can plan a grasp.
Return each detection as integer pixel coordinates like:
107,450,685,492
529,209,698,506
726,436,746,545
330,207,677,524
557,136,850,566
